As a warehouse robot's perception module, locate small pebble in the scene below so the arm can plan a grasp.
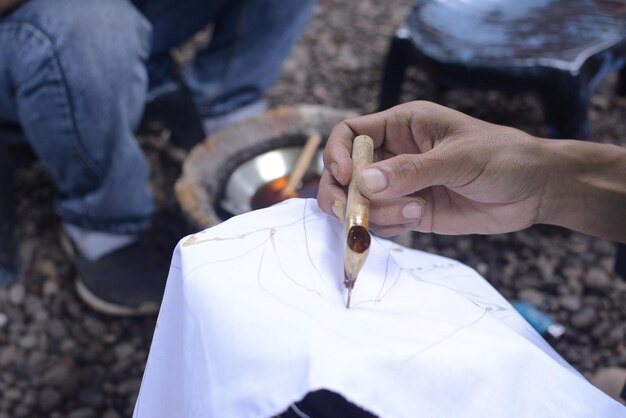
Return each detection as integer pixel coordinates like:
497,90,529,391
78,388,104,409
0,346,17,367
518,288,546,307
47,319,67,340
476,262,489,276
456,238,472,252
559,295,582,312
67,408,96,418
102,410,121,418
41,363,71,386
5,388,22,401
609,327,625,343
39,388,62,412
38,259,58,280
83,316,107,338
18,334,38,350
583,267,613,292
114,342,134,360
571,307,596,330
13,405,30,418
42,279,59,297
0,312,8,328
101,333,118,344
8,284,26,306
117,378,142,396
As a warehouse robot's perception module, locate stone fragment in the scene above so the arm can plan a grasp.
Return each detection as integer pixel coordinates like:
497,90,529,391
67,408,96,418
117,378,142,396
47,319,67,340
39,388,62,412
583,267,612,292
42,279,59,297
18,334,37,350
609,326,625,343
0,346,17,367
114,342,134,360
559,295,582,312
8,284,25,306
4,388,21,401
83,316,107,338
518,288,546,307
571,307,596,330
78,388,104,409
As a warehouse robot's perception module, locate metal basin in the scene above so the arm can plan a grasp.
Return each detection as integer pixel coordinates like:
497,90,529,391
176,105,356,228
220,146,323,216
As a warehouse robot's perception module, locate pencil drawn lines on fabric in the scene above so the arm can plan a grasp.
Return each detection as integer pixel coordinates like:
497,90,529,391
179,200,508,356
301,200,332,294
180,202,327,282
181,200,508,312
350,251,401,308
403,310,489,364
255,242,332,313
364,237,509,314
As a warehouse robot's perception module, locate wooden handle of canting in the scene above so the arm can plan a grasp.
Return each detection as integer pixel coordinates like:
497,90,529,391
344,135,374,230
280,132,322,199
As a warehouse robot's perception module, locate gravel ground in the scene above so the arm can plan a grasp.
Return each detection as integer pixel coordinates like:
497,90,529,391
1,0,625,416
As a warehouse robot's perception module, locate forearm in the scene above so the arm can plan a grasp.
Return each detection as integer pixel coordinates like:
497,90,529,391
0,0,24,15
539,139,626,243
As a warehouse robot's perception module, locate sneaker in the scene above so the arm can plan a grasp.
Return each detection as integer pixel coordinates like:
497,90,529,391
71,208,194,316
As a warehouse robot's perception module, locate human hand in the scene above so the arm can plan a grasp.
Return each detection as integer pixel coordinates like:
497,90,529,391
317,101,551,236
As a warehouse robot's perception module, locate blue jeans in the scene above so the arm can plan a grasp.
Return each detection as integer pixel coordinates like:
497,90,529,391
0,0,315,234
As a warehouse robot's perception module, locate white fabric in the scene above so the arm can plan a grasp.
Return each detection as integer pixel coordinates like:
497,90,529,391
134,199,624,418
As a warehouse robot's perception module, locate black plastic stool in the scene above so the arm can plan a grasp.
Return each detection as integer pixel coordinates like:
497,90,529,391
379,0,626,140
378,0,626,277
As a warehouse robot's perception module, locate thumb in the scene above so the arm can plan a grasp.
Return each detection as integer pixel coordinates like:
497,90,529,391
356,151,454,199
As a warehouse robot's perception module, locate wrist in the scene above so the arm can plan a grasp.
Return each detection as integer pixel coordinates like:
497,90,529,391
539,139,626,242
534,138,568,226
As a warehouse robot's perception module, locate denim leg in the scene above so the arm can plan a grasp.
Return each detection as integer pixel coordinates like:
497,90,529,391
133,0,224,96
185,0,317,117
135,0,225,56
0,0,154,234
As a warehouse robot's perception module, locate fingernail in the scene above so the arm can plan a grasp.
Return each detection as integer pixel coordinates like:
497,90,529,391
402,202,422,220
360,168,387,193
332,200,345,222
329,162,338,179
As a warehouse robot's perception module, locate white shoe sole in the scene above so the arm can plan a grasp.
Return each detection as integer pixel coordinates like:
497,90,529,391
75,278,160,317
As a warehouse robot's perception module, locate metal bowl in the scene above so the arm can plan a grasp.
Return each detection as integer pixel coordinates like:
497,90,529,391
176,105,356,228
219,146,324,216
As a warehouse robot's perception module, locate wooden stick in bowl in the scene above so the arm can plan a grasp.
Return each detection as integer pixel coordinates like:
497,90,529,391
280,132,322,199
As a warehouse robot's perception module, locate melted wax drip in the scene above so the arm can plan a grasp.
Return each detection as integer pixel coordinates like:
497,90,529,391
251,174,320,210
